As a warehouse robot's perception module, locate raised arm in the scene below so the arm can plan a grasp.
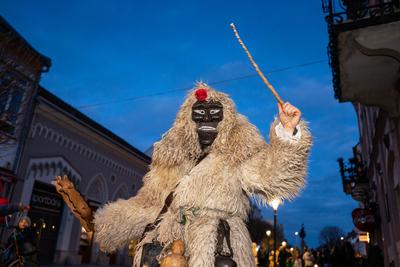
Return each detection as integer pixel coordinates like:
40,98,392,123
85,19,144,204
240,103,312,203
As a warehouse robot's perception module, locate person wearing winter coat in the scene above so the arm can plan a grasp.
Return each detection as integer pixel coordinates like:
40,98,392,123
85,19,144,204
6,216,37,266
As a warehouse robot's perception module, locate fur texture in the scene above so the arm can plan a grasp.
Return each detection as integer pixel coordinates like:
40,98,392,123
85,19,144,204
93,83,312,267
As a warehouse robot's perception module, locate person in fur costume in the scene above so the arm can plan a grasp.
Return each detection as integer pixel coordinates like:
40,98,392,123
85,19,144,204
93,82,312,267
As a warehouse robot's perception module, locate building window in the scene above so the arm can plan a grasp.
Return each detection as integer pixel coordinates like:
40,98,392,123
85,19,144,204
0,88,25,135
7,89,23,123
0,68,28,136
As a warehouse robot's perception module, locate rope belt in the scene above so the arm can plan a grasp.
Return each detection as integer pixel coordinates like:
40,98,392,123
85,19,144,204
178,205,238,225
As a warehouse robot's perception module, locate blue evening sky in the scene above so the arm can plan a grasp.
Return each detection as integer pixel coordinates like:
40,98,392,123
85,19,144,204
1,1,359,247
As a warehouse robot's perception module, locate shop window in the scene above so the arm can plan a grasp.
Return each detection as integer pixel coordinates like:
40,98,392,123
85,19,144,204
28,181,64,265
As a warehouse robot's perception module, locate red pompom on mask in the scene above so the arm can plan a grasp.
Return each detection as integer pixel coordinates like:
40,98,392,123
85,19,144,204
195,88,208,102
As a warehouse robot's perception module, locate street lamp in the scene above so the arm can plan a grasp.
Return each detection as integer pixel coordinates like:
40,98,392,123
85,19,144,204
266,230,271,237
266,230,271,255
295,231,299,248
269,198,281,267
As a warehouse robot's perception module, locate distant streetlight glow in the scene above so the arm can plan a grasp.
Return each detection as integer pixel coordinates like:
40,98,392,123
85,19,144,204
282,241,287,247
295,231,298,236
266,229,272,257
269,197,282,267
269,198,281,211
340,237,344,240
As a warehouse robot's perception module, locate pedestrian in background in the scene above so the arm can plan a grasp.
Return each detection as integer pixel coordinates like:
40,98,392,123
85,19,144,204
293,255,302,267
7,216,37,267
269,250,275,267
257,242,269,267
278,246,289,267
302,247,314,267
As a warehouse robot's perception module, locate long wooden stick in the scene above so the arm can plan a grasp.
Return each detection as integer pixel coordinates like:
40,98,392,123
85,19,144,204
230,23,284,105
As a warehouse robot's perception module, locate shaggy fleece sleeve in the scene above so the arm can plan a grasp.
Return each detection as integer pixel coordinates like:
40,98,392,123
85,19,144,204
93,171,163,252
240,118,312,202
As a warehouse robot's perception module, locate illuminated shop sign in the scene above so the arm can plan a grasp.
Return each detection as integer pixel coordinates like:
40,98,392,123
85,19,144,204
30,182,63,214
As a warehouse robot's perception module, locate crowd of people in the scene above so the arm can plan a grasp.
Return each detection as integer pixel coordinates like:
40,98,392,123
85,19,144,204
0,202,387,267
257,245,306,267
257,240,384,267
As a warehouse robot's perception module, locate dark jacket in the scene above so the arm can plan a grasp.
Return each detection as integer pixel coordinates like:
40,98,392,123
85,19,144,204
7,227,37,256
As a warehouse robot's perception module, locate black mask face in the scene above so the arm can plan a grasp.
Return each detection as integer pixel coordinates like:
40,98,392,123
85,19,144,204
192,101,224,148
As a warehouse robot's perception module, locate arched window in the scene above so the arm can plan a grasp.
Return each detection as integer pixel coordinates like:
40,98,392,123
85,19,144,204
85,174,108,204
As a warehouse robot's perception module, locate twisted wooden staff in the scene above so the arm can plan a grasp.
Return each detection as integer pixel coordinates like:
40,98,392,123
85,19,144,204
230,23,284,106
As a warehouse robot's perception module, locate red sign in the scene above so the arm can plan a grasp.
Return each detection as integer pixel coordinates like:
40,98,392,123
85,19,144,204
0,197,9,224
352,208,375,232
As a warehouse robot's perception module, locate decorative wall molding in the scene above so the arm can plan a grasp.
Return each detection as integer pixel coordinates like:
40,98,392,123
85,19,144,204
30,122,141,179
26,156,81,185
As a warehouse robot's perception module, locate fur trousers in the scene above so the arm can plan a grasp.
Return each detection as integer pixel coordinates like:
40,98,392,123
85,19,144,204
183,216,255,267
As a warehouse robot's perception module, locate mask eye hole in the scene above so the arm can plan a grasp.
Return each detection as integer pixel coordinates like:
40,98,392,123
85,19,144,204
210,109,220,115
194,109,205,115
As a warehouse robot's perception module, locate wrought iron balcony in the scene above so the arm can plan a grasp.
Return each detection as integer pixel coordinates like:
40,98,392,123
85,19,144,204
322,0,400,116
338,144,369,202
323,0,400,27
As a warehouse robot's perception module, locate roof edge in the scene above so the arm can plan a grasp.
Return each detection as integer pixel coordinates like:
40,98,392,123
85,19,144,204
37,87,151,164
0,15,51,71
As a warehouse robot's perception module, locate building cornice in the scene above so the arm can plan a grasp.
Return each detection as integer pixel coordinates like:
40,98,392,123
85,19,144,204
36,87,151,165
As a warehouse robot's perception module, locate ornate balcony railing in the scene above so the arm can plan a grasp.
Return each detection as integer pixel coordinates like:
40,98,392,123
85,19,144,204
322,0,400,100
338,144,369,202
323,0,399,25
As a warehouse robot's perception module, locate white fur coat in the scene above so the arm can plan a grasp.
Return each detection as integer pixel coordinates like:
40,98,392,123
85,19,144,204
93,84,312,267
